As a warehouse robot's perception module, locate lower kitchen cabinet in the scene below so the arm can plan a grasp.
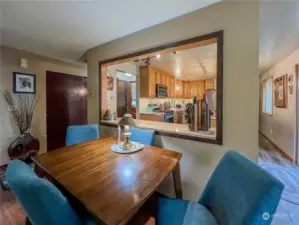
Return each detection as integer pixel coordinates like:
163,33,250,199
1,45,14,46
140,113,165,122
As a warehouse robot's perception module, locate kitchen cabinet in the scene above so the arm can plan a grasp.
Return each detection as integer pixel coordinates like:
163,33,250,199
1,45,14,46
149,69,156,98
140,65,212,100
189,81,205,99
166,76,171,97
197,81,205,99
156,72,161,84
190,82,198,99
140,113,165,122
161,73,166,85
183,81,190,99
173,110,184,124
170,77,175,98
205,79,214,90
140,66,156,98
140,66,176,98
175,79,184,98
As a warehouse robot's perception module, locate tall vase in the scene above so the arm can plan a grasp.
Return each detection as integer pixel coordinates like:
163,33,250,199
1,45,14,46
8,133,40,162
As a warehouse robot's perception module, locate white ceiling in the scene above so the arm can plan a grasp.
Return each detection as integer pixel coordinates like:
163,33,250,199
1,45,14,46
259,0,299,74
1,0,298,74
0,0,220,61
117,71,136,82
150,43,217,81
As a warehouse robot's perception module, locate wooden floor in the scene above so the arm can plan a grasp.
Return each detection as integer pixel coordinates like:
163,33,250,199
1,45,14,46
0,190,26,225
1,134,294,225
259,134,295,166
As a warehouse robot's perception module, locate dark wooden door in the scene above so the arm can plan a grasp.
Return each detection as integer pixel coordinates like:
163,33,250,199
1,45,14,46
117,80,128,117
46,71,87,151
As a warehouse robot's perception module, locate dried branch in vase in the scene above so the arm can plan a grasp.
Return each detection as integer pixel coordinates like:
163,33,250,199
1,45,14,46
3,90,39,135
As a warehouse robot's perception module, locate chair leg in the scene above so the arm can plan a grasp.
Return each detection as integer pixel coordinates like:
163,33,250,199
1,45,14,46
25,217,32,225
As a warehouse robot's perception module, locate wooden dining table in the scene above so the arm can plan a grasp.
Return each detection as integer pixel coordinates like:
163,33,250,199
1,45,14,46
33,136,183,225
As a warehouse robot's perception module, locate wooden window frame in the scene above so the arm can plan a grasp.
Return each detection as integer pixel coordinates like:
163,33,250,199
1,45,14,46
262,77,273,117
99,31,224,145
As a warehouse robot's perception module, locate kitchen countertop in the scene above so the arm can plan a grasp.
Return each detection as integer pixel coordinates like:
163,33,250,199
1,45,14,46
170,108,185,112
100,118,216,140
140,112,165,115
140,108,185,114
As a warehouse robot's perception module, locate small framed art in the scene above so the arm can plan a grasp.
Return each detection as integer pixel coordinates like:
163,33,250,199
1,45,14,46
13,72,36,94
274,74,287,108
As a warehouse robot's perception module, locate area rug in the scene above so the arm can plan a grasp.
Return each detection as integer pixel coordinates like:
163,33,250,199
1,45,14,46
259,163,299,205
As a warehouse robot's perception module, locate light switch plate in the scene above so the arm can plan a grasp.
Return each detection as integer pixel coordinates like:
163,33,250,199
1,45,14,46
20,58,28,68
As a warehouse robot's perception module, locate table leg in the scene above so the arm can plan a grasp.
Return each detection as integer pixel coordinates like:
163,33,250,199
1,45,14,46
172,163,183,199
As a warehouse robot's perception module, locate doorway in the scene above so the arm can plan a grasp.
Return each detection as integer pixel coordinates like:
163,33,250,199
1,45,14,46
129,82,137,118
117,79,128,118
46,71,87,151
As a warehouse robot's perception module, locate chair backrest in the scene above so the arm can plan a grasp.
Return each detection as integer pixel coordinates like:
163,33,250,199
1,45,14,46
6,160,82,225
199,151,284,225
129,127,155,145
66,124,99,146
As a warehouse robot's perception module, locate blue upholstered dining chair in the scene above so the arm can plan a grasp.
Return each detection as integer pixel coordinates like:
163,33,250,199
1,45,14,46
66,124,99,146
129,127,155,145
157,151,284,225
6,160,97,225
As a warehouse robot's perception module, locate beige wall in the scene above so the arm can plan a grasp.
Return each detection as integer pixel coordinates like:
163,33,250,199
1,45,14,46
259,48,299,160
0,46,87,165
86,1,259,201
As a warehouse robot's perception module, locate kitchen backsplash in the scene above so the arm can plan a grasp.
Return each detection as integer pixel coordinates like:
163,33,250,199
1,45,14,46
140,98,192,112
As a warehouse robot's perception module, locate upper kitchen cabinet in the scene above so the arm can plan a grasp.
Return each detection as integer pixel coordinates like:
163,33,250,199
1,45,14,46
170,77,175,98
189,81,205,99
140,66,156,98
205,78,214,90
197,81,205,99
166,76,171,96
175,79,184,98
190,82,198,99
156,71,162,84
183,81,190,99
140,65,211,99
161,73,166,85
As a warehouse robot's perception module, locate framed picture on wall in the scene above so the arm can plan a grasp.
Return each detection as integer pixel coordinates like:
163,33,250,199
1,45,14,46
13,72,36,94
107,76,113,90
274,74,287,108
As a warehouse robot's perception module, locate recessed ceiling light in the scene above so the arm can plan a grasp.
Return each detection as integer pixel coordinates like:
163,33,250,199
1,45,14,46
156,54,161,59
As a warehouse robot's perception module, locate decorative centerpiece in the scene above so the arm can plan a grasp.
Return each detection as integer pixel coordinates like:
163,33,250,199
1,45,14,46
111,114,144,154
4,91,40,162
122,125,132,150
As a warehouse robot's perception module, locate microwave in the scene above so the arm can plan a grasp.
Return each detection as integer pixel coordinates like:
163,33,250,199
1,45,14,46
156,84,168,98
